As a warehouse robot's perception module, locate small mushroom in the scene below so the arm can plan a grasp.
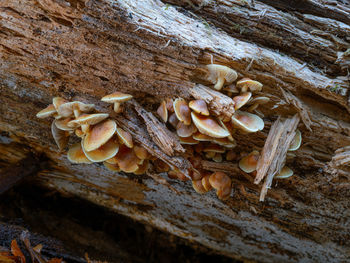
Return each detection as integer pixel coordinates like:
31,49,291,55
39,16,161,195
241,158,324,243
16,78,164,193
236,78,263,92
233,92,252,110
179,136,199,145
68,113,109,133
176,122,197,137
75,128,84,138
116,127,133,148
217,185,232,200
83,119,117,152
274,166,293,179
134,145,150,160
103,162,121,172
168,113,179,128
288,130,302,151
212,153,223,163
52,97,68,111
206,64,238,90
174,98,191,125
55,118,74,131
213,137,236,148
191,112,230,138
67,143,92,164
238,150,260,173
101,92,133,113
36,104,57,118
192,132,212,142
168,169,189,182
217,120,234,142
157,101,168,122
209,172,231,193
201,175,212,191
192,180,207,194
51,120,69,151
231,111,264,133
247,96,270,111
82,137,119,162
58,101,95,118
189,100,209,116
114,145,140,173
134,160,150,175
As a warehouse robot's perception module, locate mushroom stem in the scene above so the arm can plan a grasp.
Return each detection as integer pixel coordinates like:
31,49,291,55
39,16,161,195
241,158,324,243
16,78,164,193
73,108,81,118
214,77,225,90
114,102,121,113
81,124,90,134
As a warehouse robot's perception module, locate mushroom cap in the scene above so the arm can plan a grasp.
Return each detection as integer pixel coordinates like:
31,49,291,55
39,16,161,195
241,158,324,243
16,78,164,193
213,137,237,148
165,98,174,112
203,144,225,153
238,150,260,173
103,161,121,172
134,160,150,175
233,92,252,110
105,156,118,164
67,142,92,164
248,96,270,105
154,159,170,173
231,111,264,133
212,153,223,163
289,129,302,151
36,104,57,118
55,118,74,131
191,112,230,138
114,145,140,173
75,128,84,138
236,78,263,92
68,113,109,128
83,119,117,152
274,166,294,179
58,101,95,118
217,185,232,200
192,180,207,194
157,101,168,122
52,97,68,111
134,145,149,160
189,100,209,116
116,127,133,148
179,136,199,145
101,92,133,103
51,120,69,151
201,175,212,191
192,132,212,142
206,64,238,88
176,122,197,137
174,98,191,125
209,172,231,190
82,137,119,162
223,84,239,93
168,113,179,128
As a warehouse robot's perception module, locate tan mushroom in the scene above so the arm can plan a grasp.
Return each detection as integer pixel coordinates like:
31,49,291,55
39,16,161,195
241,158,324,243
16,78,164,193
213,137,236,148
103,162,121,172
55,118,74,131
191,112,230,138
209,172,231,200
165,98,174,112
83,119,117,152
288,129,302,151
114,145,140,173
247,96,270,111
116,127,133,148
274,166,293,179
192,180,207,194
179,136,199,145
134,160,150,175
206,64,238,90
36,104,57,118
231,111,264,133
51,120,69,151
67,142,92,164
82,137,119,162
134,145,150,160
176,122,197,137
192,132,212,142
236,78,263,92
201,175,212,191
75,128,84,138
58,101,95,118
203,144,226,154
101,92,133,113
68,113,109,133
217,185,232,200
233,92,252,110
168,113,179,128
238,150,260,173
217,120,234,142
157,101,168,122
52,97,68,111
212,153,223,163
174,98,191,125
189,100,209,116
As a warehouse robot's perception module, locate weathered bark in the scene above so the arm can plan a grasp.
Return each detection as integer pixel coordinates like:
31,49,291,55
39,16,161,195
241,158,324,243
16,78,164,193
1,0,350,262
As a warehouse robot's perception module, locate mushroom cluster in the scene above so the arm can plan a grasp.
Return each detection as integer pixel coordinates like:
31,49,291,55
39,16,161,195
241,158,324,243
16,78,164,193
192,172,232,200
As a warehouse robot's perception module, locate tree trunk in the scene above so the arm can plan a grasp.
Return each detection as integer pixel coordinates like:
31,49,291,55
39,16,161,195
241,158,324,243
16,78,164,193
1,0,350,262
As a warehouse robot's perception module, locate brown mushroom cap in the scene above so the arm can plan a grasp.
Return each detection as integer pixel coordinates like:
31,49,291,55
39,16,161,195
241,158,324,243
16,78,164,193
134,145,149,160
192,180,207,194
75,128,84,138
58,101,95,118
191,112,230,138
238,150,260,173
236,78,263,92
274,166,293,179
114,145,140,173
134,160,150,175
82,137,119,162
67,142,92,164
36,104,57,118
105,156,118,164
192,132,212,142
157,101,168,122
116,127,133,148
201,175,212,191
233,92,252,110
203,144,226,153
212,153,223,163
209,172,231,190
83,119,117,152
231,111,264,133
206,64,238,90
213,137,237,148
51,120,69,151
103,162,121,172
174,98,191,125
55,118,74,131
52,97,68,111
189,100,209,116
179,136,199,145
101,92,133,103
176,122,197,137
68,113,109,128
168,113,179,128
217,185,232,200
288,129,302,151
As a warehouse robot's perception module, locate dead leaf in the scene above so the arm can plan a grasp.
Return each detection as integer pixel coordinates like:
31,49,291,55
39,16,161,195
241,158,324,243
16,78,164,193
11,240,25,263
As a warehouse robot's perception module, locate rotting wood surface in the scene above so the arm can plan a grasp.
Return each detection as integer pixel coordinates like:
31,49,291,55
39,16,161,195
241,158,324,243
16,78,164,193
0,0,350,262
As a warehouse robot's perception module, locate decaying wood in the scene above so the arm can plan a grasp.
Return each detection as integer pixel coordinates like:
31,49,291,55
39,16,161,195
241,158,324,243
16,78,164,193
255,115,300,201
201,160,241,175
189,84,235,121
329,146,350,167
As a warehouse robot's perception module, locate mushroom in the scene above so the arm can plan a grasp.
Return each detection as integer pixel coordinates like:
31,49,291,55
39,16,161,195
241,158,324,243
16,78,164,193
58,101,95,118
231,111,264,133
206,64,238,90
82,137,120,162
116,127,133,148
238,150,260,173
274,166,293,179
236,78,263,92
209,172,231,200
191,112,230,138
83,119,117,152
189,100,209,116
176,122,197,137
201,175,212,191
36,104,57,118
216,185,232,200
168,169,189,182
192,132,212,142
288,129,302,151
226,150,237,161
134,160,150,175
52,97,68,111
103,162,121,172
68,113,109,134
203,144,225,154
179,136,199,145
247,96,270,111
174,98,191,125
75,128,84,138
55,118,74,131
67,143,92,164
101,92,133,113
168,113,179,128
233,92,252,110
192,180,207,194
217,120,234,142
154,159,170,173
114,145,140,173
212,153,223,163
134,145,150,160
213,137,236,148
51,120,69,151
157,101,168,122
